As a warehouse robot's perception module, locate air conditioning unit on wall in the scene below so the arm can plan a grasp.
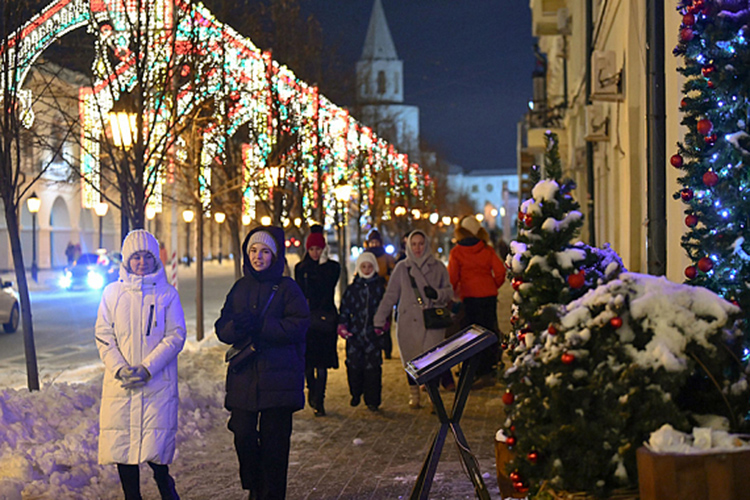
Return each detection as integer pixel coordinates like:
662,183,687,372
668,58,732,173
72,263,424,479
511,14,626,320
591,50,623,102
584,104,609,142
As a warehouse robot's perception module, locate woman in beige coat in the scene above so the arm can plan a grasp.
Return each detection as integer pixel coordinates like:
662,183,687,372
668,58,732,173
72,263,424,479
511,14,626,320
374,230,453,408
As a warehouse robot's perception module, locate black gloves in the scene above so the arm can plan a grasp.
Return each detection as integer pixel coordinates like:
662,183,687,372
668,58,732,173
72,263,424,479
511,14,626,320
423,285,438,300
234,311,261,333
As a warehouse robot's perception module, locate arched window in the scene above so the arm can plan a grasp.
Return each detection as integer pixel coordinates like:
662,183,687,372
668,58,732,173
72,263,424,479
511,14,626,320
377,71,386,94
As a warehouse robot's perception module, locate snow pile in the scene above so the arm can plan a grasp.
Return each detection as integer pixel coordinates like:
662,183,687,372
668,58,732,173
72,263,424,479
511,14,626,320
0,338,228,499
647,424,750,454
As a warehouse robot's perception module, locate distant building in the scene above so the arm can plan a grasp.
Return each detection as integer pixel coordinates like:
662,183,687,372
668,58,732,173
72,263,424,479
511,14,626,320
446,164,519,240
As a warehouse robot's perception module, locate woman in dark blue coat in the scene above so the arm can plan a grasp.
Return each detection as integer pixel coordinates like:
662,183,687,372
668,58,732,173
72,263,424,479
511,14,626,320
216,226,309,500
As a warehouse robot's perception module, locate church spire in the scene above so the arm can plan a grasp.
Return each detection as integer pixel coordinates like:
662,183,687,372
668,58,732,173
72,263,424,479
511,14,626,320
360,0,398,61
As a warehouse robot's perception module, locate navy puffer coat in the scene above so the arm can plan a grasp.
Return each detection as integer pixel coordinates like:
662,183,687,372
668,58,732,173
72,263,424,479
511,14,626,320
215,226,310,412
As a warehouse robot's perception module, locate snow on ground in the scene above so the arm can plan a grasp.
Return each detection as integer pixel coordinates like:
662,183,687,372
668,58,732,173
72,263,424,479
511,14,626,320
0,337,228,500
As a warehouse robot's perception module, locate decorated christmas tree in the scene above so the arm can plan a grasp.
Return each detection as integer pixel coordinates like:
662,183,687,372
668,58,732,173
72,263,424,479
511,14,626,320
672,0,750,322
502,131,625,495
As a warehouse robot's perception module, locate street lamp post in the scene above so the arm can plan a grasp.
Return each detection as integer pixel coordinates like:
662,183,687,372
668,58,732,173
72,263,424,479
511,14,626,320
182,209,194,266
94,201,109,250
27,192,41,283
107,104,136,240
145,205,157,235
334,182,353,292
214,212,226,264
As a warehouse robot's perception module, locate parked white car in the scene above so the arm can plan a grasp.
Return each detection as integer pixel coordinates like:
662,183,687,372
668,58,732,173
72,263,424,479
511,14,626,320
1,280,20,333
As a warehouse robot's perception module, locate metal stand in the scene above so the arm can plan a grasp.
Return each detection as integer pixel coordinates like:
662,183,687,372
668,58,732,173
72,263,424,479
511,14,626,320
409,355,491,500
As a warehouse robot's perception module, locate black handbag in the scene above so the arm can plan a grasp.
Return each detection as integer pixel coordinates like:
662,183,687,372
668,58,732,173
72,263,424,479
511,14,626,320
309,309,338,332
225,284,278,373
407,268,454,329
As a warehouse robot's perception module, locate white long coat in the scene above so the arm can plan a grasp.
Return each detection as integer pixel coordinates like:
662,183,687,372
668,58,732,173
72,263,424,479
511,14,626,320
374,255,453,365
95,265,186,465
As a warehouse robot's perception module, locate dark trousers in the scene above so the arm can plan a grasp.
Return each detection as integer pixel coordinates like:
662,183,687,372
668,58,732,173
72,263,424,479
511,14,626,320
382,328,393,358
117,462,178,500
347,363,382,407
228,407,294,500
305,366,328,410
462,296,499,377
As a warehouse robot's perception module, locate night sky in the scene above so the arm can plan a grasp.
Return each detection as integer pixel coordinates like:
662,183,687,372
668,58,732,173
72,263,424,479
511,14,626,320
304,1,535,174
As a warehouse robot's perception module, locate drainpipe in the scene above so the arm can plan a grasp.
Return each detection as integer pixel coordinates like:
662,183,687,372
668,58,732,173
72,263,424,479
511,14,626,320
646,0,666,275
585,0,596,246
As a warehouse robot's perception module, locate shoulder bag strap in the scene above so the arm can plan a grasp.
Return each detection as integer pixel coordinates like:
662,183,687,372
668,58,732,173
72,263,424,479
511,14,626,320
259,284,280,319
407,267,425,307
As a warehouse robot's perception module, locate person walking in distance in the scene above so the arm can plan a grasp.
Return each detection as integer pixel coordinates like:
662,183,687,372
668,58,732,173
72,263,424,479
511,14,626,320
338,252,387,411
365,228,396,359
216,226,309,500
294,225,340,417
374,230,454,409
95,229,185,500
448,215,506,384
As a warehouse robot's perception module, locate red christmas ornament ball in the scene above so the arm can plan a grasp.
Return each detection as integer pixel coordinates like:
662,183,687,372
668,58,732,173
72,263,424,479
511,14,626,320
683,13,696,26
698,257,714,272
524,213,533,228
528,451,539,464
702,65,715,78
707,80,715,89
680,98,688,109
610,316,623,328
502,390,515,405
685,214,698,227
548,324,558,335
567,271,585,289
696,118,713,136
681,188,694,202
511,277,523,291
561,352,575,365
670,154,684,168
680,27,695,42
705,133,717,145
513,481,525,492
703,171,719,187
685,265,698,279
506,436,517,447
500,342,508,350
510,315,519,324
509,471,520,482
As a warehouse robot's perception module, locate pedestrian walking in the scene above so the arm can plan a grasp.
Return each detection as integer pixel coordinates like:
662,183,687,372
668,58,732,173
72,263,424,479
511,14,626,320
448,215,506,383
374,230,454,409
294,224,340,417
338,252,387,411
215,226,309,500
365,228,396,359
94,229,185,500
65,241,76,265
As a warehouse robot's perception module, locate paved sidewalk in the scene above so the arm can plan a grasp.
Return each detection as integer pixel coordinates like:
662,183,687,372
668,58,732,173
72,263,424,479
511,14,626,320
175,337,506,500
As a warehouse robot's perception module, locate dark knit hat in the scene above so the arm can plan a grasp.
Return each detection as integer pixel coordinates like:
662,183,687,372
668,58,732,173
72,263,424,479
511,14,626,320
366,228,383,243
306,224,326,250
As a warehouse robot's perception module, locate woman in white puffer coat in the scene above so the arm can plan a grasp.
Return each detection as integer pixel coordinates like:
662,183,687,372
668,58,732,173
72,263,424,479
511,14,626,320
95,230,186,500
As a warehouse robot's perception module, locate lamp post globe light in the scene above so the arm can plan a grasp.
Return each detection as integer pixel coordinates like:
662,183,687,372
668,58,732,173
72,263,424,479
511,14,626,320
26,192,41,283
214,212,226,264
182,209,194,267
94,201,109,250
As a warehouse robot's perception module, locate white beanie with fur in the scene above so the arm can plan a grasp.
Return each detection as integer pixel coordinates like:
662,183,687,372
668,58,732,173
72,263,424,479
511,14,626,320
356,252,379,279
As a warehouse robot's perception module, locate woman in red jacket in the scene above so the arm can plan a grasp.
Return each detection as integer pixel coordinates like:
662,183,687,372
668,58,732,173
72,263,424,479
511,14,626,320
448,215,506,381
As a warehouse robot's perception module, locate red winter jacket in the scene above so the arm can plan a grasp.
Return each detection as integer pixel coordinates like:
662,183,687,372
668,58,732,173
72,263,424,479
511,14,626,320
448,239,506,300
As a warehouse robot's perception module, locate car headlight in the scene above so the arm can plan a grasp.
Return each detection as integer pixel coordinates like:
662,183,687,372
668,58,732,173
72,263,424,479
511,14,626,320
87,271,105,290
59,271,72,289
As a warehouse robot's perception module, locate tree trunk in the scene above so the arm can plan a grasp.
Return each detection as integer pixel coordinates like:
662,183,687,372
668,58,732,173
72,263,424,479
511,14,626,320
4,202,39,391
228,216,242,280
195,200,204,341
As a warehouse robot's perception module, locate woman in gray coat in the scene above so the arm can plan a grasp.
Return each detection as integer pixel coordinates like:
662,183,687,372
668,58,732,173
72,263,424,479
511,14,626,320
374,230,454,408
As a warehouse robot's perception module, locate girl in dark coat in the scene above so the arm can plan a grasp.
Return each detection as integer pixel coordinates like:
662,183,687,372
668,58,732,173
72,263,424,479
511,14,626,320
338,252,387,411
216,226,310,500
294,225,340,417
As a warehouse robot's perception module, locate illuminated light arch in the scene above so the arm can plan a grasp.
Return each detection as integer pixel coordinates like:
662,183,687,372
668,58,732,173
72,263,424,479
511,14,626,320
6,0,433,224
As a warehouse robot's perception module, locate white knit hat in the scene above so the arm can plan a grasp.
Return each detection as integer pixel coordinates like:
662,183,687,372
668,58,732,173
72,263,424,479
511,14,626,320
248,230,278,257
121,230,160,272
356,252,379,279
460,215,482,236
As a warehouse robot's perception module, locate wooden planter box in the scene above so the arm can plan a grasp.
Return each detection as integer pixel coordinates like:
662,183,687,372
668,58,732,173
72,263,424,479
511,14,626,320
637,446,750,500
